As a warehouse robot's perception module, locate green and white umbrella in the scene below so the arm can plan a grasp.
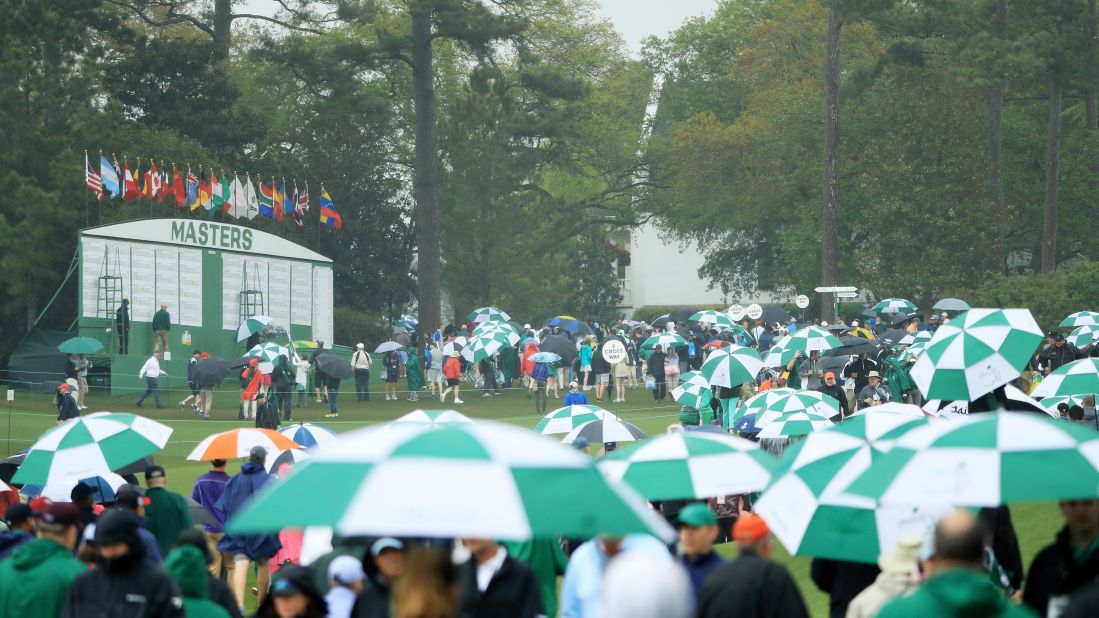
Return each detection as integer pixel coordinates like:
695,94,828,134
1035,394,1088,414
762,336,795,367
671,371,713,410
535,405,616,435
846,412,1099,506
461,334,509,363
226,420,674,541
688,310,735,330
391,409,475,426
1031,358,1099,399
903,341,928,359
236,315,273,342
909,308,1043,401
1060,311,1099,328
734,388,797,423
247,342,288,363
700,346,764,388
562,418,647,444
872,298,918,316
848,401,927,417
756,389,841,424
472,321,520,345
12,412,173,487
784,326,843,354
641,333,688,351
898,330,933,346
756,410,834,438
467,307,511,324
1068,325,1099,348
755,412,937,563
599,432,777,500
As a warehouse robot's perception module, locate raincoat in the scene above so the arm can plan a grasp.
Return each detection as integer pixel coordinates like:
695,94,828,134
165,546,230,618
522,343,539,376
215,462,281,560
499,346,520,382
877,569,1035,618
240,363,262,402
0,538,86,618
882,354,915,402
406,351,424,392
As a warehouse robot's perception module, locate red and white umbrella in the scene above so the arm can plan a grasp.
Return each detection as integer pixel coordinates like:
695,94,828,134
186,428,300,461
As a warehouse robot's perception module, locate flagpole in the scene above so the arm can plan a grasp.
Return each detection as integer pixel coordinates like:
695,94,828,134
97,150,103,225
148,156,153,220
83,150,89,229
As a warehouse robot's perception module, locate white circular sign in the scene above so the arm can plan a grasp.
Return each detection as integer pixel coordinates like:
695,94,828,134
601,339,627,364
746,304,764,320
728,304,746,321
795,294,810,309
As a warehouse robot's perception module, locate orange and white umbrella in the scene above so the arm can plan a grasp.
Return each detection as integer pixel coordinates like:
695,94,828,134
186,428,300,461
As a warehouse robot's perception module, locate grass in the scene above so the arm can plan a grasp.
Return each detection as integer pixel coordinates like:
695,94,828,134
1,382,1062,618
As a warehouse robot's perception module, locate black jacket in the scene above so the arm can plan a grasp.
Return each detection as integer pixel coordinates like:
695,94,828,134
61,553,183,618
1062,580,1099,618
458,554,543,618
843,358,877,394
816,383,850,419
56,393,80,422
648,351,666,378
697,552,810,618
352,577,392,618
1023,525,1099,615
209,574,243,618
255,400,279,430
1038,343,1085,372
980,506,1023,592
810,558,880,618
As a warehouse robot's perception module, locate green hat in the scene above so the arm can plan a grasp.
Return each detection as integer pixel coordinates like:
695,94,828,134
678,503,716,528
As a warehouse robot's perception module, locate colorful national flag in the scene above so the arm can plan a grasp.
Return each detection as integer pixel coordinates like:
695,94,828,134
123,159,137,202
99,155,119,199
275,178,287,223
243,175,260,220
211,170,225,212
112,155,124,199
319,189,342,230
145,161,160,200
86,152,103,201
228,174,245,218
185,169,199,211
158,167,168,203
258,181,276,219
292,182,306,228
172,167,185,207
198,171,212,212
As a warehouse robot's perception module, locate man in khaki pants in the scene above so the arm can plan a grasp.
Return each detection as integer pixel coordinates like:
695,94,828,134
152,303,171,353
190,459,233,579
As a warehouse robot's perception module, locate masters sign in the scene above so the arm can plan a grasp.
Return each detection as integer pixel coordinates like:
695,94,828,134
81,219,331,263
171,221,253,251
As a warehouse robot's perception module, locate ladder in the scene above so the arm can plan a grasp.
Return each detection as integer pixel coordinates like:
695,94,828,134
97,248,123,320
239,261,265,327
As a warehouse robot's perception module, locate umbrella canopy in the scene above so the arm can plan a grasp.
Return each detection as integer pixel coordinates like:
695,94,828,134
933,298,971,312
547,316,592,336
671,371,713,410
225,421,674,541
265,448,313,474
760,305,793,324
374,341,405,354
599,432,776,500
1068,325,1099,348
820,356,851,375
537,335,578,364
733,413,762,435
247,342,287,363
461,335,509,363
825,323,847,333
876,328,910,345
650,314,673,330
898,331,933,346
872,298,918,317
57,337,104,354
315,353,353,380
528,352,561,364
734,388,797,423
192,357,233,388
823,336,879,358
640,333,688,351
21,472,128,503
847,412,1099,506
1060,311,1099,328
472,322,521,346
757,411,835,438
910,308,1043,401
12,413,173,487
700,346,764,388
562,418,647,444
688,310,734,330
535,405,616,435
783,326,843,355
392,333,412,347
236,315,273,342
1031,358,1099,399
701,340,729,351
279,423,341,449
848,401,928,417
467,307,511,324
756,389,842,424
755,412,935,563
392,409,476,426
762,336,794,367
1035,394,1088,414
187,428,300,461
668,307,700,324
182,495,219,527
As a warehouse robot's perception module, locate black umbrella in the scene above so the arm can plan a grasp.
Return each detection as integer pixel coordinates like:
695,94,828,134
113,455,156,477
314,353,353,380
650,314,673,330
669,307,700,324
0,450,27,483
877,329,909,345
183,495,219,527
193,357,234,388
393,333,412,347
824,336,880,358
760,305,793,324
825,323,847,333
539,335,578,365
820,356,852,374
890,312,918,327
860,306,877,318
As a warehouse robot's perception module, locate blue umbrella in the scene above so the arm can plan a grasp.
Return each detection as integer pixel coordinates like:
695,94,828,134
733,413,762,436
529,352,562,364
547,316,593,336
21,475,123,503
279,423,340,449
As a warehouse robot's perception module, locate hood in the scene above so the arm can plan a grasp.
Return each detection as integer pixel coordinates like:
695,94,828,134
922,569,1007,615
241,461,267,475
165,546,211,599
10,538,69,572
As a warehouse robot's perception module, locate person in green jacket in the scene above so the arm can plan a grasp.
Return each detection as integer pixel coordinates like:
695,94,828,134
878,509,1036,618
785,351,805,389
0,502,86,618
152,302,172,354
406,348,425,401
165,545,231,618
503,537,568,618
144,465,193,555
882,348,916,403
499,344,520,388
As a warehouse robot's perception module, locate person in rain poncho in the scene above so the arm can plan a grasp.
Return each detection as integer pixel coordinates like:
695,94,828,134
165,545,231,618
406,347,425,401
240,358,262,420
882,347,916,403
216,447,282,610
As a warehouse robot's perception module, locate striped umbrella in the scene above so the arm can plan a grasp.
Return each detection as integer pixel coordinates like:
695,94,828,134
871,298,918,317
392,409,475,426
467,307,511,324
671,371,713,410
641,333,688,351
547,316,592,336
898,330,933,346
910,308,1043,401
236,315,273,342
1060,311,1099,328
225,421,674,541
462,334,510,362
472,321,521,345
535,405,616,435
1068,325,1099,348
783,326,843,354
247,342,288,363
757,411,835,438
21,472,129,503
599,432,776,500
756,389,841,424
187,428,300,461
755,412,935,563
562,418,647,444
12,413,173,487
1031,358,1099,399
1035,394,1089,414
734,388,797,423
279,423,341,449
688,310,735,330
700,346,764,388
846,412,1099,506
763,336,795,366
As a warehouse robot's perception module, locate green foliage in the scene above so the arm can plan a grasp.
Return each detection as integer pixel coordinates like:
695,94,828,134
970,258,1099,331
333,306,391,347
568,231,623,324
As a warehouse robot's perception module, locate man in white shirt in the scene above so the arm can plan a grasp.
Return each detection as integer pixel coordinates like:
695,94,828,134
351,343,372,402
324,555,365,618
459,538,544,618
136,351,168,408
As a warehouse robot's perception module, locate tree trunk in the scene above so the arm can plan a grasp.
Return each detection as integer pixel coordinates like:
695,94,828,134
1041,81,1062,274
212,0,232,59
820,7,842,321
987,0,1007,272
1089,0,1098,173
411,7,442,332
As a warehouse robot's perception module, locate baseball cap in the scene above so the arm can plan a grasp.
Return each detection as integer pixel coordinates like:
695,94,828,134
329,555,367,585
144,465,166,481
1052,332,1066,341
571,437,590,451
249,445,268,460
40,502,82,527
115,488,150,510
28,497,51,513
371,537,405,557
732,513,770,544
677,503,716,528
71,482,95,502
4,503,33,527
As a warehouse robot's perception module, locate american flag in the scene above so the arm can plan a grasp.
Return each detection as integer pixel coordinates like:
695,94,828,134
85,152,102,201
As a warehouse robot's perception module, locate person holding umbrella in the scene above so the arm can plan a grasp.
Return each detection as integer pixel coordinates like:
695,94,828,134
383,351,400,401
240,358,262,420
648,345,668,403
531,360,550,415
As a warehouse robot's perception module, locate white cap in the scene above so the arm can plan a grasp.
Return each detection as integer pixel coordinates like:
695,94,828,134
851,320,859,326
328,555,366,585
356,343,365,349
524,324,531,329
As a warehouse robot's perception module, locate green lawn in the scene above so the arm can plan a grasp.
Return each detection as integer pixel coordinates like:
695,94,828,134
1,383,1062,617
